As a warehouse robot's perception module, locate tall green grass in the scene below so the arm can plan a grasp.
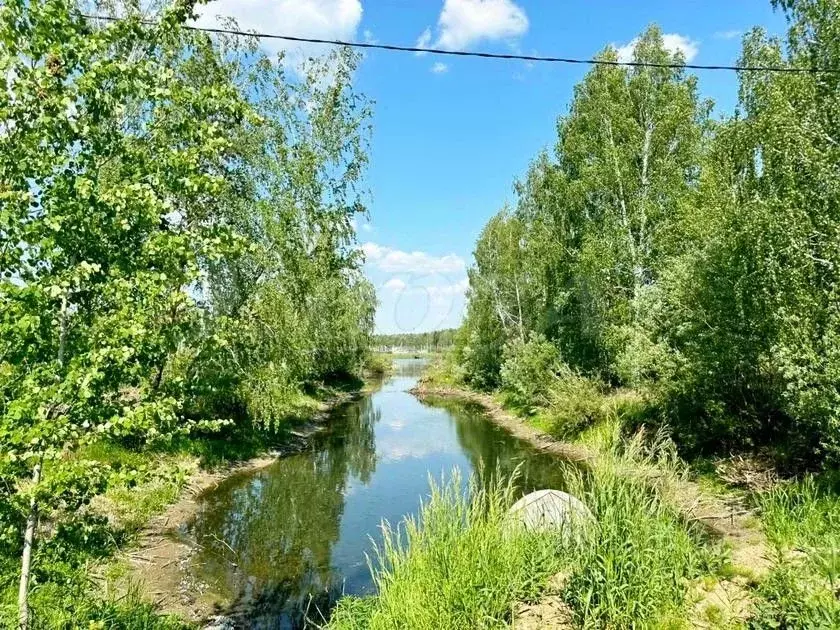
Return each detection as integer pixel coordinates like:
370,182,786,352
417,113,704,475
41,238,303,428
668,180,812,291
561,461,715,626
0,568,189,629
327,438,719,629
752,475,840,627
328,470,563,629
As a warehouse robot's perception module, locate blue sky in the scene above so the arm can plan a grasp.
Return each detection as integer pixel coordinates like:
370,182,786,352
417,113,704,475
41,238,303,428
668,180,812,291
195,0,788,334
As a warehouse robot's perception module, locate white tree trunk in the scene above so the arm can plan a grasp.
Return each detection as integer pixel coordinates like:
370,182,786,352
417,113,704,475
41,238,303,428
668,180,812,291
19,295,68,628
514,275,525,343
17,460,41,630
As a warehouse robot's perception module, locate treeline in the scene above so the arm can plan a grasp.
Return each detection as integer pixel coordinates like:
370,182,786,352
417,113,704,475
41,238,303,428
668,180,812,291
375,328,458,351
454,0,840,466
0,1,374,624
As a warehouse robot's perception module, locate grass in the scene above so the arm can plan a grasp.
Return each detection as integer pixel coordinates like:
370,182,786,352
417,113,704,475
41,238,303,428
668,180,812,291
560,439,722,628
80,441,194,537
327,469,565,630
363,353,394,377
0,576,190,629
0,440,196,628
328,441,722,630
750,474,840,627
417,355,466,388
418,356,840,627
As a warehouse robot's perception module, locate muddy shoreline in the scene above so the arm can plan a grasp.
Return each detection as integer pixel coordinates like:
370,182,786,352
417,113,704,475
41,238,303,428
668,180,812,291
411,383,596,466
410,381,771,575
119,386,373,625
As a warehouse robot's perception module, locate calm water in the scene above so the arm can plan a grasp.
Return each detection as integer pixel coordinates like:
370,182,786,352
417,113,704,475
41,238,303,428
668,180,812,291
186,359,567,627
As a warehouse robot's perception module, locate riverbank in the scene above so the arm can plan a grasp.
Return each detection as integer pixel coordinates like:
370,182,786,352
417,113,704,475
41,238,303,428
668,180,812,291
326,405,733,628
410,380,773,627
411,381,769,566
402,364,840,627
0,374,386,629
174,356,602,628
112,377,387,624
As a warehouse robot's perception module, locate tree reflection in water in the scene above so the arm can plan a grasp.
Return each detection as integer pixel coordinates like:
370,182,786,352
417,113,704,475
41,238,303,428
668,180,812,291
185,359,567,628
418,395,568,495
188,396,379,627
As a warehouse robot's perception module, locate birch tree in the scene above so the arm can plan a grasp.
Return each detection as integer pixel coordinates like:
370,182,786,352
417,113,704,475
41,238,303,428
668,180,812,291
0,2,248,624
551,25,709,379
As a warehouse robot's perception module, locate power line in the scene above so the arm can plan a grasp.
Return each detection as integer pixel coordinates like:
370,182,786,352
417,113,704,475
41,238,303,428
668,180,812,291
80,13,837,75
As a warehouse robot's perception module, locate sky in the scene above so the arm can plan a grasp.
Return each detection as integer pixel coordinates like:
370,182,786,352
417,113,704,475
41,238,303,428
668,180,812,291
194,0,788,335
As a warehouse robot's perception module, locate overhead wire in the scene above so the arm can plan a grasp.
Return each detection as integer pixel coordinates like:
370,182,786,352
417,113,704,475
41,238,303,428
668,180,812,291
79,13,838,75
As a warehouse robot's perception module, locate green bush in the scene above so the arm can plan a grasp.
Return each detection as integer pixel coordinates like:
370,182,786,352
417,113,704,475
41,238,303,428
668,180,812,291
419,352,467,388
457,314,505,391
362,353,392,377
541,371,605,439
500,334,563,411
752,561,840,629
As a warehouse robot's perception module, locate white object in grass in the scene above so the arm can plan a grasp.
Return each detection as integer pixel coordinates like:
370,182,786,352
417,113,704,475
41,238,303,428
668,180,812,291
508,489,594,533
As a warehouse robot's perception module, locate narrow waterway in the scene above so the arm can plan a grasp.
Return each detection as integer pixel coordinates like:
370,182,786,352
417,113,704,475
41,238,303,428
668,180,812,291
186,359,567,628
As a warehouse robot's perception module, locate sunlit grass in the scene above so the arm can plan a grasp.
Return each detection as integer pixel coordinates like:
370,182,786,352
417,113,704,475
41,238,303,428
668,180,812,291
328,469,563,629
750,475,840,626
0,577,189,629
562,462,718,626
328,442,720,629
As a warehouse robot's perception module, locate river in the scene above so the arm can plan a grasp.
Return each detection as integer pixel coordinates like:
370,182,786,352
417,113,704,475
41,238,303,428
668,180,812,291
184,358,567,628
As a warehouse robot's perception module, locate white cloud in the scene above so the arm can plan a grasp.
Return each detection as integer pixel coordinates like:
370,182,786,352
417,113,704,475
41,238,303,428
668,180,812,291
419,0,528,53
714,29,741,40
363,29,378,44
614,40,638,64
431,62,449,74
351,217,374,233
662,34,699,61
383,277,407,291
193,0,362,72
615,32,699,64
416,27,432,55
425,277,469,304
362,242,465,274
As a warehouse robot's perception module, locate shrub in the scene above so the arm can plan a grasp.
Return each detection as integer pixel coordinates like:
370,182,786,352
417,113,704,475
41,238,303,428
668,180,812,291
419,352,467,388
611,321,672,389
362,353,391,377
541,370,605,439
500,334,563,411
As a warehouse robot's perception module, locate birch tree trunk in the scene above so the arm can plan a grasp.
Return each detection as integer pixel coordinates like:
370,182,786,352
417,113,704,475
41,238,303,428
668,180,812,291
18,295,68,629
17,461,41,630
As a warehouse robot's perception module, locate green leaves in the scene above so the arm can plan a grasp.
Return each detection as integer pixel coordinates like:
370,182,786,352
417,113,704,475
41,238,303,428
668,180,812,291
460,25,709,387
1,2,375,624
460,2,840,465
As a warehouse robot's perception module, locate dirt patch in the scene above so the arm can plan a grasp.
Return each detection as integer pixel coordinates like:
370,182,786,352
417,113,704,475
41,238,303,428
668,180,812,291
512,573,574,630
412,383,772,580
690,577,756,629
118,455,278,623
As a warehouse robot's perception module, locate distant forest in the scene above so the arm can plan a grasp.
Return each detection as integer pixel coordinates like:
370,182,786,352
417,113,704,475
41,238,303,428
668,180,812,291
374,329,458,351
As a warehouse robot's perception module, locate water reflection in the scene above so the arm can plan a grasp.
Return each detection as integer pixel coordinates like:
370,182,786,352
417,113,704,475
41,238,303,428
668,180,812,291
422,396,566,494
187,359,566,628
